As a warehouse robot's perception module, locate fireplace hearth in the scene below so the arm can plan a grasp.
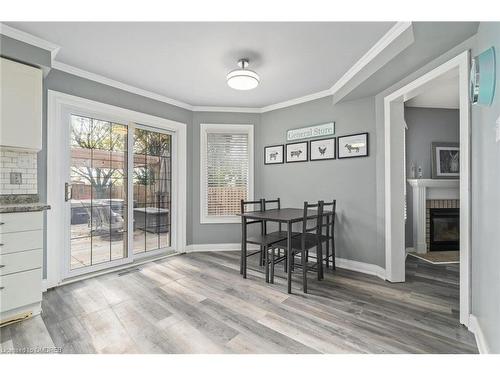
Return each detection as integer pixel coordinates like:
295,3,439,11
429,208,459,251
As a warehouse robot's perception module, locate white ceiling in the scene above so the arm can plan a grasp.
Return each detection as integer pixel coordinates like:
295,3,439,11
6,22,395,108
406,72,459,109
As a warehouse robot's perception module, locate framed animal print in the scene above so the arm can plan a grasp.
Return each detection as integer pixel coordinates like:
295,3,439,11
264,145,284,165
286,142,308,163
431,142,459,179
310,137,336,161
337,133,369,159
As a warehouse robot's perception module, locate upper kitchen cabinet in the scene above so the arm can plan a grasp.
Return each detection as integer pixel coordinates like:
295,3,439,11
0,57,42,151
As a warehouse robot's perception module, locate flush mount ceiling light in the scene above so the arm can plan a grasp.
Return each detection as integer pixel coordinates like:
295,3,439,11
226,59,260,90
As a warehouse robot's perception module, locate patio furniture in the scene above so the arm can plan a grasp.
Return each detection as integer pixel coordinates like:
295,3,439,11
80,200,125,238
134,207,169,233
71,199,125,224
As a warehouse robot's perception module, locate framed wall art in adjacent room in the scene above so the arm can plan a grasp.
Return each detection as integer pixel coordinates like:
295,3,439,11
431,142,460,179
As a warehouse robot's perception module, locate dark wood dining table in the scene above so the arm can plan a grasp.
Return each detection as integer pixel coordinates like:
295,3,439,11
239,208,333,294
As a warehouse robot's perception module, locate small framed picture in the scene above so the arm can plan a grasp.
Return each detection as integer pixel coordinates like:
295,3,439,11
264,145,284,165
286,142,308,163
431,142,459,179
338,133,369,159
310,137,336,161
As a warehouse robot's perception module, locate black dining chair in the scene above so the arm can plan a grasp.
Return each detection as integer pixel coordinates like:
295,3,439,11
241,198,298,282
300,199,336,280
260,198,301,281
321,199,336,272
240,199,265,275
271,201,324,293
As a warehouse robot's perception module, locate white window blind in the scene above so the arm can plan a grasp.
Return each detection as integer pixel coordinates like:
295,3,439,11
200,124,253,223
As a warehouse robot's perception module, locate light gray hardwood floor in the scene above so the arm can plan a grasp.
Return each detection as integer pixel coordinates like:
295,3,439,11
0,251,478,354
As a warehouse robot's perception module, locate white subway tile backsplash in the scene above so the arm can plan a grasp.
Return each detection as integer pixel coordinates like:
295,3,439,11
0,148,37,194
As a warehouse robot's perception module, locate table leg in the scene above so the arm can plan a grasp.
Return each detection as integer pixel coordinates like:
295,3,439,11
242,216,247,278
264,245,269,283
287,222,292,294
270,247,275,284
318,243,323,280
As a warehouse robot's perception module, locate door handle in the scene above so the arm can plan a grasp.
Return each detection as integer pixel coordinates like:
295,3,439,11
64,183,72,202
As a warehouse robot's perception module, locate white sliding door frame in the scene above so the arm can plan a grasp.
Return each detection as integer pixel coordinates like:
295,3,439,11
383,50,471,326
46,90,187,288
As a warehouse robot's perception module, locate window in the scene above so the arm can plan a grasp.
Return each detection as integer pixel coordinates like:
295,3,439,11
200,124,254,223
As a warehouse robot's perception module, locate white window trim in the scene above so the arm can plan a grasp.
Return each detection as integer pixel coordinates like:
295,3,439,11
46,90,187,288
200,123,254,224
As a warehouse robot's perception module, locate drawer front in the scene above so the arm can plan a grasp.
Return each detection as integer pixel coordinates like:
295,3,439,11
0,230,43,255
0,268,42,312
0,249,42,276
0,211,43,234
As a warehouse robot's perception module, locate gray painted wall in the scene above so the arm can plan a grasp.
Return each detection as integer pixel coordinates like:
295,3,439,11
471,22,500,353
404,107,459,246
191,111,261,244
257,96,380,267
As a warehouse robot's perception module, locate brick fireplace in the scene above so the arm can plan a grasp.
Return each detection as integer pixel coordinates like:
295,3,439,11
408,179,459,254
426,199,460,251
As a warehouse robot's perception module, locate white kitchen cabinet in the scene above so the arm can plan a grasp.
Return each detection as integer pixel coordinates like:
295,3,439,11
0,57,43,151
0,211,43,325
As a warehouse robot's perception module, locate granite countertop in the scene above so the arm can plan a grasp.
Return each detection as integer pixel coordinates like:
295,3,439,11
0,194,51,214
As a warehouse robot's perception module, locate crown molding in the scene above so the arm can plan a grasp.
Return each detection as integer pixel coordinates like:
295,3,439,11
51,61,194,111
192,106,261,113
1,22,413,114
0,22,61,60
260,89,333,113
329,21,412,95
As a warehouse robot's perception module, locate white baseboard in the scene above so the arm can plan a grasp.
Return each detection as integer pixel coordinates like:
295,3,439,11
469,314,491,354
335,257,386,280
184,245,386,280
184,243,259,253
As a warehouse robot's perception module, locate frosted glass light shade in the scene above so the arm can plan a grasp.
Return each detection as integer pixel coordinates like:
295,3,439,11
226,69,260,90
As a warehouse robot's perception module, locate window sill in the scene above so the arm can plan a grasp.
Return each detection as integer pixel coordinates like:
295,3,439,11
200,216,241,224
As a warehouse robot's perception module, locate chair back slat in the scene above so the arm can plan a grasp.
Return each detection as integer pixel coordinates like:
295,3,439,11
302,200,324,235
321,199,336,238
262,198,282,232
240,199,264,226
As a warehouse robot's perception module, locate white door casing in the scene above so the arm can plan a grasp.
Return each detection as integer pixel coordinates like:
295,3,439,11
383,51,471,326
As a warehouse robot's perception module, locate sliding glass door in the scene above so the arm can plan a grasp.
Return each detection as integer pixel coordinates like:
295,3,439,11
67,115,172,276
132,126,172,254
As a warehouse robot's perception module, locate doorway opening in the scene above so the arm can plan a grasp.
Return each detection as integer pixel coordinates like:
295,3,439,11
384,51,471,326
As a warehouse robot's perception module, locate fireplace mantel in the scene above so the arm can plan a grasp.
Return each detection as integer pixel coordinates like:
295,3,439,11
407,179,459,188
407,179,459,253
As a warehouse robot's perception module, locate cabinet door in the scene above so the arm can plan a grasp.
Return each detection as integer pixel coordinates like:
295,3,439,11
0,57,42,150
